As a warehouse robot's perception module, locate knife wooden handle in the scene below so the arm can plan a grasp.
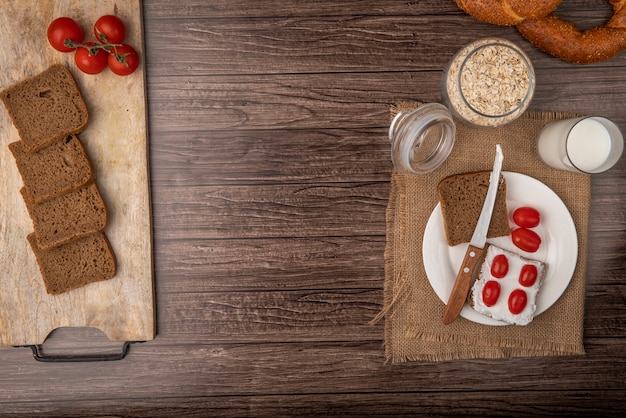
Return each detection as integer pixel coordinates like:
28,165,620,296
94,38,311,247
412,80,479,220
442,244,485,325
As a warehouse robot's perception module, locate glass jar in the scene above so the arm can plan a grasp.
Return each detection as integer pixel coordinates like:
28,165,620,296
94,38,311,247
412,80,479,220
389,103,456,174
442,37,535,127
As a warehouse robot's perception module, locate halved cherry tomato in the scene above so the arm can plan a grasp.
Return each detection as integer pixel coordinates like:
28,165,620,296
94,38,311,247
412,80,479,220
490,254,509,278
519,264,538,287
47,17,84,52
74,43,108,74
94,15,126,44
513,207,541,228
482,280,501,307
511,228,542,253
108,44,139,76
508,289,528,314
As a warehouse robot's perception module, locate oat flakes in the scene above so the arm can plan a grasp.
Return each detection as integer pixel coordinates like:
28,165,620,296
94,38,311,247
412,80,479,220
443,38,535,127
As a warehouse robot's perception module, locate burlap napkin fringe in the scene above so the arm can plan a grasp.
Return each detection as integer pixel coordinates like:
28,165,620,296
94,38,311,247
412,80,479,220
392,102,577,125
407,329,585,355
372,175,408,337
525,110,579,122
396,347,583,363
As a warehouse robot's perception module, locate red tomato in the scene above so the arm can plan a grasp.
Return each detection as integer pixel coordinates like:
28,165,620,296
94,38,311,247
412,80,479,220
108,44,139,76
508,289,528,314
490,254,509,279
513,207,541,228
511,228,542,253
482,280,501,307
519,264,538,287
47,17,84,52
94,15,126,44
74,43,108,74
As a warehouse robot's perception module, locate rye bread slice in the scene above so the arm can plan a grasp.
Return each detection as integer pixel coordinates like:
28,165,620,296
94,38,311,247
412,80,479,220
437,171,509,247
0,65,89,153
27,231,117,295
21,182,107,249
9,134,94,204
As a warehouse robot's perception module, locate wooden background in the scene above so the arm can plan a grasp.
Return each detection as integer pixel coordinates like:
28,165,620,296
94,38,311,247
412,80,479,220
1,0,625,416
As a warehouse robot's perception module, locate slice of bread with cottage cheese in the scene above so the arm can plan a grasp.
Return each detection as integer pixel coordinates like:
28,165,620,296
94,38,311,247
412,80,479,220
470,244,547,325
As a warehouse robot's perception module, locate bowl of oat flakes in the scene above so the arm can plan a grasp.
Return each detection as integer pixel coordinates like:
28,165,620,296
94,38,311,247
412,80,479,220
442,37,535,127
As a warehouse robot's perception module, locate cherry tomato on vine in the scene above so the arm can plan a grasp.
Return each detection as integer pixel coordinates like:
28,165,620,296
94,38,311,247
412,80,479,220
108,44,139,76
482,280,501,307
513,206,541,228
94,15,126,44
511,228,542,253
519,264,538,287
508,289,528,314
47,17,84,52
490,254,509,278
74,43,108,74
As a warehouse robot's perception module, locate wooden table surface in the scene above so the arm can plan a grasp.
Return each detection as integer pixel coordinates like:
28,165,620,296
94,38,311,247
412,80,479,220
1,1,625,416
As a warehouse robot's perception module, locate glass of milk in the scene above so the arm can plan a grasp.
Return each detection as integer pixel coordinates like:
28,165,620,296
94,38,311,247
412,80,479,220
536,116,624,174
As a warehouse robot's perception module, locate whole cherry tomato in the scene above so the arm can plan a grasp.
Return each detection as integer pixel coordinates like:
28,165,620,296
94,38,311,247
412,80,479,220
519,264,538,287
513,207,541,228
74,43,108,74
482,280,501,307
511,228,542,253
47,17,84,52
508,289,528,314
94,15,126,44
490,254,509,279
108,44,139,76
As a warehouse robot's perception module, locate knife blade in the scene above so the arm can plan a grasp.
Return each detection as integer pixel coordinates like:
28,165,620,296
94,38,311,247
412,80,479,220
441,144,504,325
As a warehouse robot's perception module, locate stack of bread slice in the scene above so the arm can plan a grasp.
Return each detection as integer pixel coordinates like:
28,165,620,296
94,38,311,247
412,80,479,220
1,64,116,295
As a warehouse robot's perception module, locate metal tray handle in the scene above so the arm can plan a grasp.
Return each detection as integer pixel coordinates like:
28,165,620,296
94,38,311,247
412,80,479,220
17,341,142,362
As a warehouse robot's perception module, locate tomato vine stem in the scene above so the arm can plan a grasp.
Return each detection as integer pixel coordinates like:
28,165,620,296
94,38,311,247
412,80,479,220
64,39,130,63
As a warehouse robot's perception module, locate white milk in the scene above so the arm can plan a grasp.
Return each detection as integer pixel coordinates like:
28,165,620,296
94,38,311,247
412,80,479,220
536,121,572,169
537,116,623,173
566,118,612,172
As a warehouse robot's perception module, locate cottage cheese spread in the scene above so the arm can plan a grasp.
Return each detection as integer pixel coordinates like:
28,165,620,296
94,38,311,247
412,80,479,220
471,244,546,325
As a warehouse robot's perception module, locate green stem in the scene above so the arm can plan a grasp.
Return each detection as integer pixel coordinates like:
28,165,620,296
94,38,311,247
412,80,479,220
64,39,123,53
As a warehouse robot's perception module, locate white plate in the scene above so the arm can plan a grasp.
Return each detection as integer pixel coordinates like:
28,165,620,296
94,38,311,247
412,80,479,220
423,172,578,326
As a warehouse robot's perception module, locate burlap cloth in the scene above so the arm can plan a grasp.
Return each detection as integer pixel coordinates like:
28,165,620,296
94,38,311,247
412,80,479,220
379,102,590,362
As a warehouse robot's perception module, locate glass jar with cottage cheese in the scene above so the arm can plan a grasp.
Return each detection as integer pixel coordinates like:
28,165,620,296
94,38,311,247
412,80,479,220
442,37,535,127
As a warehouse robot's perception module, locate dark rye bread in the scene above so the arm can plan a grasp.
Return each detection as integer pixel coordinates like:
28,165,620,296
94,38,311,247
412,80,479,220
9,134,94,204
437,171,509,247
0,65,88,152
21,182,107,249
27,231,116,295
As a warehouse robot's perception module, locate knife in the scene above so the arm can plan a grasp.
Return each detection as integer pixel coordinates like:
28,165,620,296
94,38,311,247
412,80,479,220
442,144,504,325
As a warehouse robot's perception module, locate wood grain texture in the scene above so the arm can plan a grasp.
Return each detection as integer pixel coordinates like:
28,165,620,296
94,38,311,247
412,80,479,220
144,71,626,134
1,0,625,415
0,0,153,346
2,390,626,417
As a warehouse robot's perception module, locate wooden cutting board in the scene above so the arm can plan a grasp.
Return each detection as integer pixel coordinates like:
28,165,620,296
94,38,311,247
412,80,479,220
0,0,153,346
